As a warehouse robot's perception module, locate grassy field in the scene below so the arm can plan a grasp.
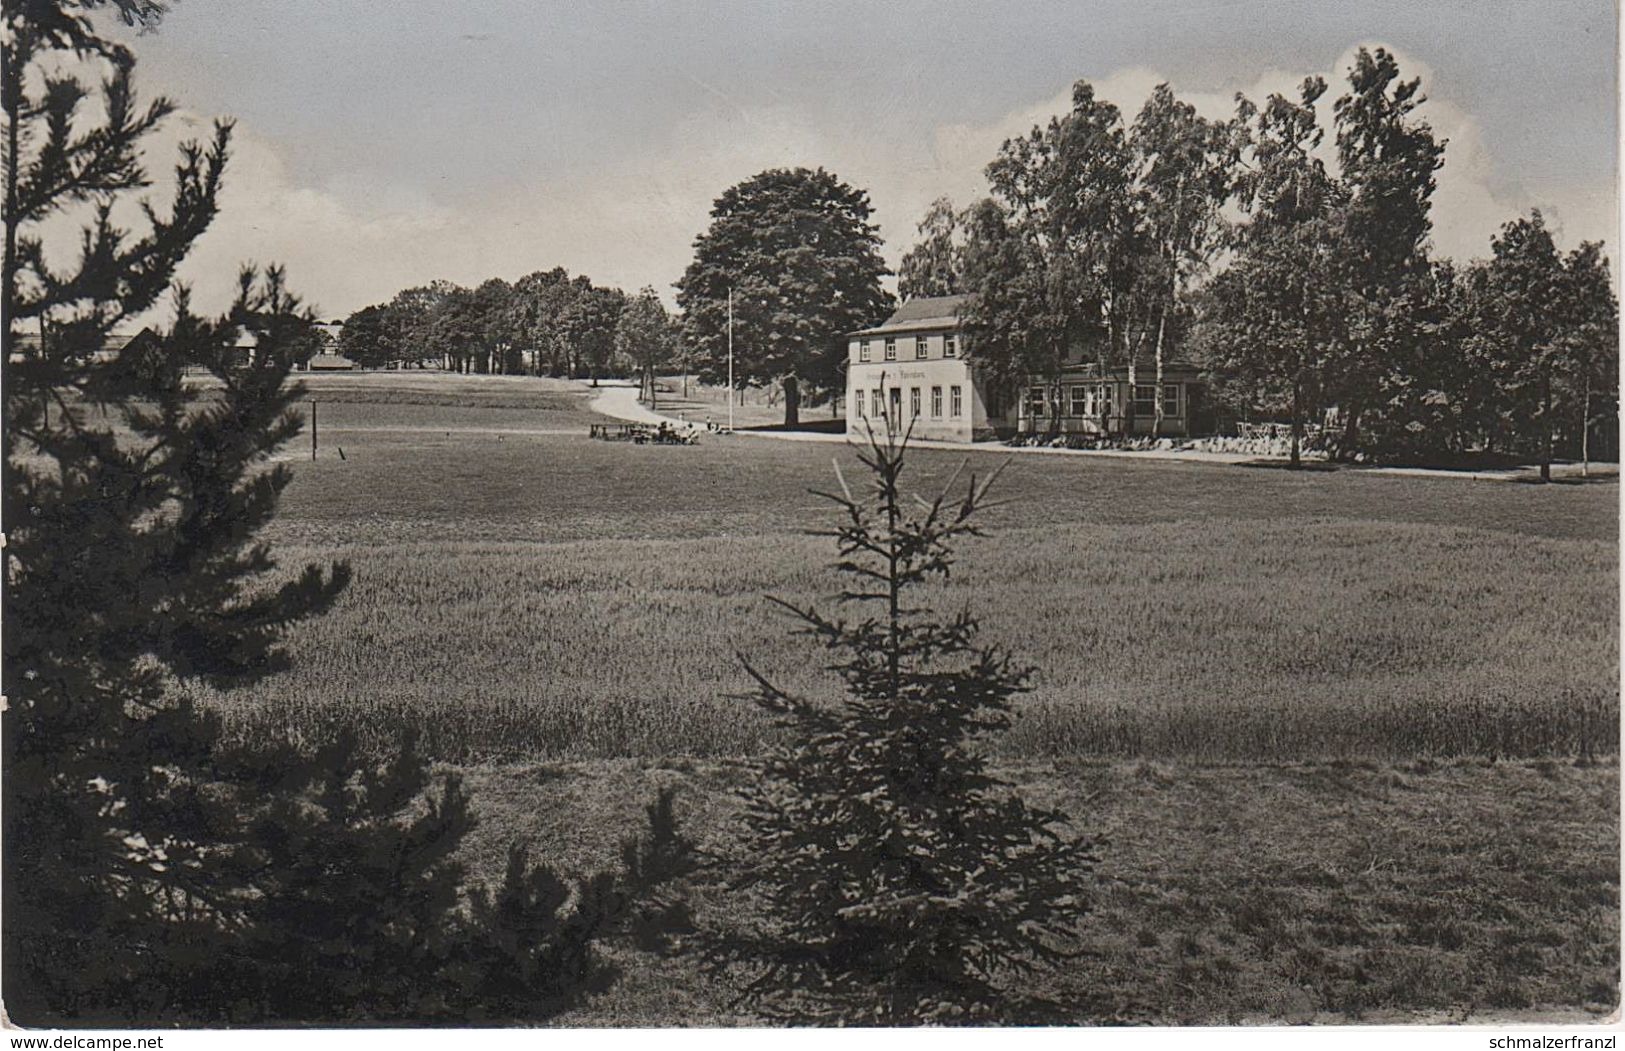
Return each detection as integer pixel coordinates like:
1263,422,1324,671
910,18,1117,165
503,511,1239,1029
203,378,1619,762
452,755,1618,1025
187,372,1618,1023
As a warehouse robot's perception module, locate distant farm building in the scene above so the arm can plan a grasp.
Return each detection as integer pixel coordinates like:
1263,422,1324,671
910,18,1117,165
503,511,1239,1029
6,327,160,365
306,351,357,371
845,295,1209,443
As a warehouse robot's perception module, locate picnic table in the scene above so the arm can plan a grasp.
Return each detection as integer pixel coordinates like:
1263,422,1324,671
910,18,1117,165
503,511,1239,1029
588,422,699,445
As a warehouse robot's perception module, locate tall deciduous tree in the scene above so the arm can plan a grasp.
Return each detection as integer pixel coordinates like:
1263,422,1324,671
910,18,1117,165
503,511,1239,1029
1330,46,1446,453
1473,210,1606,482
677,167,892,425
1558,240,1619,474
471,276,517,373
389,279,459,367
973,107,1098,432
897,196,966,299
558,281,626,385
969,80,1182,434
1199,79,1352,466
510,266,574,375
1130,84,1237,436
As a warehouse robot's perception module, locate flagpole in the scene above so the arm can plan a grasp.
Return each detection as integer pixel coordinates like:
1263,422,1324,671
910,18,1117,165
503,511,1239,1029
727,287,734,433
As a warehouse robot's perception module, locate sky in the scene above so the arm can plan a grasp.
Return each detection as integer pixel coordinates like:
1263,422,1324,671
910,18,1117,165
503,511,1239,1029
97,0,1619,321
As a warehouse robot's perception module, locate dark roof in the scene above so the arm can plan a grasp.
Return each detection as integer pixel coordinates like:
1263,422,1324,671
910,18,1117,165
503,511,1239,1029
7,328,157,360
851,294,972,337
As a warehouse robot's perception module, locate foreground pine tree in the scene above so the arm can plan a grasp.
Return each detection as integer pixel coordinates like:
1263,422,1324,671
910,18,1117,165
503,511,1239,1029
3,1,692,1023
711,429,1095,1024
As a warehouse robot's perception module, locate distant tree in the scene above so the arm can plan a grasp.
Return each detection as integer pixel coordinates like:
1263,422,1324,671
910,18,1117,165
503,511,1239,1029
1045,80,1153,421
677,167,893,425
1558,240,1619,473
558,282,626,385
710,435,1094,1024
897,197,967,299
470,276,517,373
972,81,1150,432
510,267,574,375
957,195,1057,422
1471,211,1614,481
1129,83,1237,436
340,302,399,368
389,279,459,367
615,287,678,406
1198,79,1352,466
1328,47,1446,454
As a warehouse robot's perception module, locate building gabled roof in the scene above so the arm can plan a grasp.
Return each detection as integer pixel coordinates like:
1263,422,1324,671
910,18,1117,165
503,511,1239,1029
850,293,972,337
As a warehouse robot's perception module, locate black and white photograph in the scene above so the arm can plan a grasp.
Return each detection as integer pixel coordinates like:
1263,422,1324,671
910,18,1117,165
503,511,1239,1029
2,0,1619,1040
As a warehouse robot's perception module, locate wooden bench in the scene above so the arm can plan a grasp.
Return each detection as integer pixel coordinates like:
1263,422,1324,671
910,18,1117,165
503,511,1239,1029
589,423,650,441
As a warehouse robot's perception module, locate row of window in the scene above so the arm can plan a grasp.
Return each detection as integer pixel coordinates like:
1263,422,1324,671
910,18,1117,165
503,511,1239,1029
856,334,957,363
854,384,965,421
1026,384,1182,418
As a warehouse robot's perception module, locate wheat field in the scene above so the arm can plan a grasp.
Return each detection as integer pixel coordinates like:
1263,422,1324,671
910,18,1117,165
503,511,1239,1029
193,376,1621,763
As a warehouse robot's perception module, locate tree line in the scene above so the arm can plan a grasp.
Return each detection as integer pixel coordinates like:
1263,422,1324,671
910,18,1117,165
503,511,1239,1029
335,165,897,428
898,49,1619,473
339,271,681,395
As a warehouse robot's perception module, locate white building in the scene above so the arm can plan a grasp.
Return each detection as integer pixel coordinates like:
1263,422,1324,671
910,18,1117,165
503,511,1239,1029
844,295,1004,442
846,294,1209,443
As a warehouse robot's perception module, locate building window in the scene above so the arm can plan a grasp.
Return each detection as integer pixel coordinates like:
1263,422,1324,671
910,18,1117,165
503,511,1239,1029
915,336,928,359
888,387,901,424
872,389,883,419
1027,386,1047,419
1069,385,1089,417
944,334,957,359
931,385,942,417
1133,384,1158,415
884,338,896,361
1162,383,1181,417
1097,384,1114,417
858,341,871,363
909,387,921,417
855,389,865,418
951,385,963,417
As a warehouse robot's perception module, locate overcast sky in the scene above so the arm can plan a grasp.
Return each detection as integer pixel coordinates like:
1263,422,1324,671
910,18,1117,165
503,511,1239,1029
103,0,1617,320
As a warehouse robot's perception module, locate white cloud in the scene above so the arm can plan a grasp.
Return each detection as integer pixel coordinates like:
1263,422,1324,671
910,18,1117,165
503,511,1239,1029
96,40,1612,324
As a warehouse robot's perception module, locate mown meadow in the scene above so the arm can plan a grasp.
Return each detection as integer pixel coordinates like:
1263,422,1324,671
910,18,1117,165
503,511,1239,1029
195,372,1619,1022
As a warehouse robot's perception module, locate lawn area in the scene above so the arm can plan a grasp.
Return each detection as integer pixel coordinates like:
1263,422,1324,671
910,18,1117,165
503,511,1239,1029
451,755,1618,1025
191,373,1618,1023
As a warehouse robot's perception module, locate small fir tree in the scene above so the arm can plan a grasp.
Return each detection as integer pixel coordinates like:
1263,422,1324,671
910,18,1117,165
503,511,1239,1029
711,428,1094,1024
